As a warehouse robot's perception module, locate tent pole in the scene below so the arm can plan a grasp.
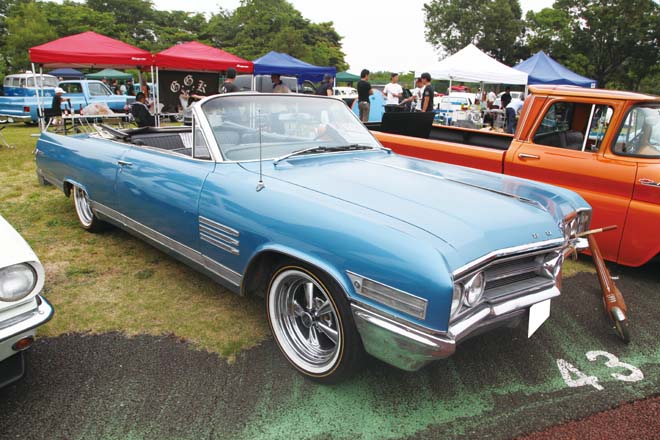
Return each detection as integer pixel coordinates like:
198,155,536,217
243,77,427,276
150,65,159,127
155,67,160,126
31,63,44,132
449,78,453,94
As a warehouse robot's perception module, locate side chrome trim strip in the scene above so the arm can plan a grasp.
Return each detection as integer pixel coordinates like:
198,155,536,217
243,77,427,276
199,224,240,247
200,233,240,255
92,202,242,287
199,216,240,237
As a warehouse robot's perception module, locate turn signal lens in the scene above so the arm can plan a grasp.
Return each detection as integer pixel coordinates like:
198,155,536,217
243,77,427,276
451,283,463,317
12,336,34,351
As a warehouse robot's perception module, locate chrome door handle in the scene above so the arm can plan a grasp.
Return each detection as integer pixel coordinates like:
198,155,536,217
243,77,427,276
639,178,660,187
518,153,540,160
117,160,133,167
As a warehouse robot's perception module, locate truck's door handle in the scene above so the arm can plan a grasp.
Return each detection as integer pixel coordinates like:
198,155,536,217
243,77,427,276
117,160,133,167
518,153,540,160
639,178,660,187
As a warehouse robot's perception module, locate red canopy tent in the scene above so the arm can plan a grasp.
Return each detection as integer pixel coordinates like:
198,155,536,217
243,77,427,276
29,31,152,68
153,41,253,72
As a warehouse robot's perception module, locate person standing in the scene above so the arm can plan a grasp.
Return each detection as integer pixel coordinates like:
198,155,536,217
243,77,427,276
271,74,291,93
382,73,403,106
316,74,333,96
51,87,71,125
501,87,512,109
220,68,239,94
487,89,496,108
505,95,524,134
420,72,435,113
357,69,373,122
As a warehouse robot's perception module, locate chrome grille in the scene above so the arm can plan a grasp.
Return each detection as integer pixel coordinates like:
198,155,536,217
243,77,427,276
483,252,556,301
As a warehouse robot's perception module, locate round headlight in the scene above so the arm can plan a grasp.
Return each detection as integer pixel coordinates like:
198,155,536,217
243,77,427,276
451,283,463,317
464,272,485,307
0,263,37,302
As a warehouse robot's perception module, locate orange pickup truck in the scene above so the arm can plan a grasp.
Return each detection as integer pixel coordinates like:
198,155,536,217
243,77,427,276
372,85,660,267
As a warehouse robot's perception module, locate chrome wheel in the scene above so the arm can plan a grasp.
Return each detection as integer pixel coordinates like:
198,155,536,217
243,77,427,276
268,268,342,375
73,186,94,227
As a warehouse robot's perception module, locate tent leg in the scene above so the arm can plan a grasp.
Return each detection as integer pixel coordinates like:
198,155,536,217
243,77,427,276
151,66,159,127
31,63,44,132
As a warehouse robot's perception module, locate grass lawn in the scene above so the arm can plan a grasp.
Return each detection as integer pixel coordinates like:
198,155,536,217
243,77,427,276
0,123,594,357
0,123,268,358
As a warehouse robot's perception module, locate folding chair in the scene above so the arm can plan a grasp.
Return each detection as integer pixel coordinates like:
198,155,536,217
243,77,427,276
0,126,14,149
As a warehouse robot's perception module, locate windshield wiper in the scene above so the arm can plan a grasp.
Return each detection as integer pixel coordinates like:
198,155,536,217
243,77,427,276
273,144,374,165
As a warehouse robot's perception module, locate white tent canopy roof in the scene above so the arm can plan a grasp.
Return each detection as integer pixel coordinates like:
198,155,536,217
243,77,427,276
416,44,528,85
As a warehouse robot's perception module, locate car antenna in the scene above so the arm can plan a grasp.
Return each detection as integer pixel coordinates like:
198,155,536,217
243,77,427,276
256,108,265,192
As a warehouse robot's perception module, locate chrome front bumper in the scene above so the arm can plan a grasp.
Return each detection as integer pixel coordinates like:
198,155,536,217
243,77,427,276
351,286,560,371
0,296,54,363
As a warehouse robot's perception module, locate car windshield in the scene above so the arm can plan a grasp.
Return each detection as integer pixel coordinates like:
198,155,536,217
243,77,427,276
613,104,660,157
26,75,58,88
201,95,380,161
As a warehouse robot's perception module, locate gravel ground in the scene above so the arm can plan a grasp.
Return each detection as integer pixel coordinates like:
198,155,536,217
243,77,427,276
0,267,658,439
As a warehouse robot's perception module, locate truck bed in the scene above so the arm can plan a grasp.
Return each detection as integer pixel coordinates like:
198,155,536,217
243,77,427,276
369,113,509,174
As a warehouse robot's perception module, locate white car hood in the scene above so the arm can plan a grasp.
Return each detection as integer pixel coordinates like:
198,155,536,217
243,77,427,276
0,215,39,268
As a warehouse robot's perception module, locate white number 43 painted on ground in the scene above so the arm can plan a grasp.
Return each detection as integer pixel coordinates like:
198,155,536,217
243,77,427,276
557,351,644,391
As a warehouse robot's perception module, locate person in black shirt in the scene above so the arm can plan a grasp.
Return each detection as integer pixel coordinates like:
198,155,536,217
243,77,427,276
220,68,239,94
357,69,373,122
131,92,155,127
500,87,512,109
316,73,333,96
420,72,435,112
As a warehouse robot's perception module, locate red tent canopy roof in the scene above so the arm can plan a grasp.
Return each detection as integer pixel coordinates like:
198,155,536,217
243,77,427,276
154,41,253,72
30,31,152,68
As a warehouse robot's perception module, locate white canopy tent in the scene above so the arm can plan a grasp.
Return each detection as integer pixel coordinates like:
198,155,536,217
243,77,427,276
416,44,528,90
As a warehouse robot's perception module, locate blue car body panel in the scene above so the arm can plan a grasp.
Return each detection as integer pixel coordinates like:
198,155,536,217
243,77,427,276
35,127,590,334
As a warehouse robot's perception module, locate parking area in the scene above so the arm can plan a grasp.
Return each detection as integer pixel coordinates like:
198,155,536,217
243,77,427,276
1,265,658,440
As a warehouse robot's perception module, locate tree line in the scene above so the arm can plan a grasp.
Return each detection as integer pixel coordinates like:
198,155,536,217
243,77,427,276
424,0,660,92
0,0,347,79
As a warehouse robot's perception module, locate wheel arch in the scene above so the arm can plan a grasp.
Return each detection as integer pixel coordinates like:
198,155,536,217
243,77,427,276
240,245,353,300
62,178,86,198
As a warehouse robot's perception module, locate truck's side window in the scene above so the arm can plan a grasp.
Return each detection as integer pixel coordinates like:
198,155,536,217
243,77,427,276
613,105,660,157
61,83,82,94
89,83,111,96
534,101,612,152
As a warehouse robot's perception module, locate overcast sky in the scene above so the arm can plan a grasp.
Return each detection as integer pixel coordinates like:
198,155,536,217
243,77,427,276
58,0,556,72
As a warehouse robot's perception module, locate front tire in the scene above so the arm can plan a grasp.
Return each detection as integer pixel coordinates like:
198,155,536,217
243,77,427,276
266,264,363,383
73,185,106,232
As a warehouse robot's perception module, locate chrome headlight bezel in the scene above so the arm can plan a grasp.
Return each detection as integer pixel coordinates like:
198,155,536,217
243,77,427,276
561,209,592,241
0,263,38,302
451,270,486,319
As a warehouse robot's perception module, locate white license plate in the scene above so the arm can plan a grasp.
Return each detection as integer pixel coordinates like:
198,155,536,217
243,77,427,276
528,299,551,338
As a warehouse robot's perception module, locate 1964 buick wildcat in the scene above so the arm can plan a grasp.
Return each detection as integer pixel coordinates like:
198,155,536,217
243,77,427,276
35,94,591,382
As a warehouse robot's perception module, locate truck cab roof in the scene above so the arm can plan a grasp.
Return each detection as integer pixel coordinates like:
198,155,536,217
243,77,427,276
528,85,660,102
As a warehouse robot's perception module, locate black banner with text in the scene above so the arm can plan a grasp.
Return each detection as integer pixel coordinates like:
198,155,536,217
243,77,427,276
158,70,220,113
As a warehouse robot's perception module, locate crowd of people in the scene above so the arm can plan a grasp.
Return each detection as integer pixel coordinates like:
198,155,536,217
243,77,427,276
51,67,526,132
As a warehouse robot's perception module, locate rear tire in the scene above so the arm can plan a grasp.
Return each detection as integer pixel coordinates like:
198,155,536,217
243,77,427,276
73,185,107,232
266,262,364,383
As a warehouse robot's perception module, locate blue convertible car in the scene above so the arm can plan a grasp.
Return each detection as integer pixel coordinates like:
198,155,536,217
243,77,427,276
35,94,591,382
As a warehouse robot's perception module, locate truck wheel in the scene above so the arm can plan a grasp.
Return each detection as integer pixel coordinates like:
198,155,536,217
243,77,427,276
72,185,106,232
266,263,364,383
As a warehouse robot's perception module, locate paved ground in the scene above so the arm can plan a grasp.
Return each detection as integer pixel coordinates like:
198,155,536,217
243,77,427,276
1,265,658,440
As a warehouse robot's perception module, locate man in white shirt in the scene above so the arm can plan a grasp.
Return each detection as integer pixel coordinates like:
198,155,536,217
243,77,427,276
382,73,403,106
505,97,525,133
487,89,496,108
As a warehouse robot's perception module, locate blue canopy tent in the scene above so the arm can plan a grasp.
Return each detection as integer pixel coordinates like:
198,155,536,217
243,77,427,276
252,51,336,84
514,51,596,88
47,68,84,79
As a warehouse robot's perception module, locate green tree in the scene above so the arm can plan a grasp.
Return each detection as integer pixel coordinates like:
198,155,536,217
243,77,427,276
525,0,660,90
203,0,346,69
5,1,57,71
424,0,525,64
